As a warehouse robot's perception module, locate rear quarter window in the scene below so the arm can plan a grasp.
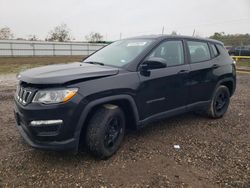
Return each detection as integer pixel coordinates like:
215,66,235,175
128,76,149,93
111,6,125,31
211,43,219,57
216,44,229,56
187,41,211,63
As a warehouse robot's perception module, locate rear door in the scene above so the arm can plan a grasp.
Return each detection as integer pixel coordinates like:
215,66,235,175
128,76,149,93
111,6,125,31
186,40,216,105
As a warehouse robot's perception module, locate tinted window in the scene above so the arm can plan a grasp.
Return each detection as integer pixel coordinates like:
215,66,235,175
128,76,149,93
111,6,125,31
211,44,219,57
187,41,211,63
216,44,229,56
149,40,184,66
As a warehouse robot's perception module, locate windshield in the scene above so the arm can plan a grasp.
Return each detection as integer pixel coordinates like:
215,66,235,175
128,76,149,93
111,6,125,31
83,39,153,67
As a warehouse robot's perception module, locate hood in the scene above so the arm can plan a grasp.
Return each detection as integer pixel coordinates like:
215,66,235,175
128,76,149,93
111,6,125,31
18,62,119,84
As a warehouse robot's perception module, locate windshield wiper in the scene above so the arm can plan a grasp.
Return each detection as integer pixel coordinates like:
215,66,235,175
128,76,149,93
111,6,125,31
84,61,104,66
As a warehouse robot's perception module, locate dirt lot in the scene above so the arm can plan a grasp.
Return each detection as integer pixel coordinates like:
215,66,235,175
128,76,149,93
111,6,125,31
0,72,249,188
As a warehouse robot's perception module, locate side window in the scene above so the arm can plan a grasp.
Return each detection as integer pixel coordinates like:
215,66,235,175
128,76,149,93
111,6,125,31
211,43,219,57
216,44,229,56
187,41,211,63
149,40,184,67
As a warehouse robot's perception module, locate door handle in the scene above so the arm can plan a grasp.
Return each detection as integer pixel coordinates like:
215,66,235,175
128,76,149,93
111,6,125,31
211,64,219,68
178,70,189,74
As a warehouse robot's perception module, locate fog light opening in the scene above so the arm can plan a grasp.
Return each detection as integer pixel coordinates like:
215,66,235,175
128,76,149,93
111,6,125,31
30,120,63,126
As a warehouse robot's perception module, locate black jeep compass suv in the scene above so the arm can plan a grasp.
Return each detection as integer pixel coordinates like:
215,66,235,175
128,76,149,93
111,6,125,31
14,35,236,159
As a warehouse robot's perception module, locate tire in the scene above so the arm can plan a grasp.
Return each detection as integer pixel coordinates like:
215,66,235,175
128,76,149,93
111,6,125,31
206,85,230,118
86,104,125,159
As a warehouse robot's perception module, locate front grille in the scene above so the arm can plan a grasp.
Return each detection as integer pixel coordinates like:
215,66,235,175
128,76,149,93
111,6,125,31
16,86,33,105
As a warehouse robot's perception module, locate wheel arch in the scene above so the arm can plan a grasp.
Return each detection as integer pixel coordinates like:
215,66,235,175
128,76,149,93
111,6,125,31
74,95,140,150
216,77,236,97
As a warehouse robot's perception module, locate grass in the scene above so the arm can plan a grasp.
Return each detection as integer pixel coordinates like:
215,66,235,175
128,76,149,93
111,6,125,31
237,61,250,67
0,56,83,74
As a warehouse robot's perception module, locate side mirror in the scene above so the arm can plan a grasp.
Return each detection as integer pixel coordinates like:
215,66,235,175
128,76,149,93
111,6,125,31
141,57,167,71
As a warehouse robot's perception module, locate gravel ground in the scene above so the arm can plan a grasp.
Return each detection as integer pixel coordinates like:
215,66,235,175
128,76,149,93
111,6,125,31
0,74,17,87
0,73,249,188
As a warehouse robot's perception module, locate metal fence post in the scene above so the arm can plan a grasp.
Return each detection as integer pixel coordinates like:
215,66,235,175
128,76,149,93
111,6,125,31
87,43,90,55
10,42,13,57
70,43,72,56
53,43,55,56
32,43,35,56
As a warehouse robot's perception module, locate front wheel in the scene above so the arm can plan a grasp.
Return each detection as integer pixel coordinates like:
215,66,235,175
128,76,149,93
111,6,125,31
207,85,230,118
86,105,125,159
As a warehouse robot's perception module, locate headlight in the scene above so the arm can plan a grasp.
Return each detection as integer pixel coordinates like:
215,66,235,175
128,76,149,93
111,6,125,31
32,88,78,104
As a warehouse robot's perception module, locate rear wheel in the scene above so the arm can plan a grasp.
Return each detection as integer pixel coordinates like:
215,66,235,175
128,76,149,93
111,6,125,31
206,85,230,118
86,105,125,159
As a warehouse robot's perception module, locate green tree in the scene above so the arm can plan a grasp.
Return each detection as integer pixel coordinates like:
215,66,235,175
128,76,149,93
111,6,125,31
209,32,250,46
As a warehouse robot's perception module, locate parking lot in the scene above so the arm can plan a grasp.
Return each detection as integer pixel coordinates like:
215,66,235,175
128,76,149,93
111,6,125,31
0,72,249,188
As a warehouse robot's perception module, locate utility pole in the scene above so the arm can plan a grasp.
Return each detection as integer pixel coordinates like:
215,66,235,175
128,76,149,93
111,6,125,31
162,26,165,35
119,33,122,40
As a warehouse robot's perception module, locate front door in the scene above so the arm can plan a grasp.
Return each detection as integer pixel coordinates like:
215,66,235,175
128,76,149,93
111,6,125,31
136,40,190,120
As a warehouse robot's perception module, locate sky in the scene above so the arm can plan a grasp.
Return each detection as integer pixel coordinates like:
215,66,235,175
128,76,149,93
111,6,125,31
0,0,250,41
